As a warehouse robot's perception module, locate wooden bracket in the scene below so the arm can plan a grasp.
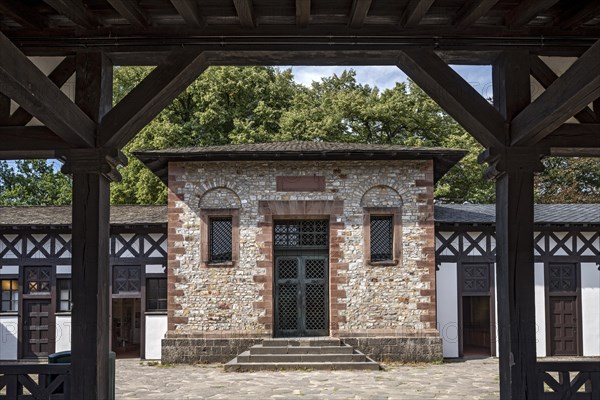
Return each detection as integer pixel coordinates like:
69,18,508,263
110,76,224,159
60,148,128,182
479,147,548,180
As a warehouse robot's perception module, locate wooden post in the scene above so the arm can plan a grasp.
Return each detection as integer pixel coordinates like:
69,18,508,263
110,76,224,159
492,51,541,399
65,51,114,400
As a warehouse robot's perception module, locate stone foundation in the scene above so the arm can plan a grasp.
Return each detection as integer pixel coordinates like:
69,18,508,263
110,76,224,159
341,336,443,363
162,337,264,364
161,335,442,364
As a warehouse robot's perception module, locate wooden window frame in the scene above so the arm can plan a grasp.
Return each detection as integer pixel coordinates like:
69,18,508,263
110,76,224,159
146,277,167,312
363,207,402,266
56,278,72,313
200,208,240,267
0,277,19,313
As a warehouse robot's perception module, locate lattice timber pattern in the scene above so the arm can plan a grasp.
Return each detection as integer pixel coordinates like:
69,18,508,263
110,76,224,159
274,220,328,248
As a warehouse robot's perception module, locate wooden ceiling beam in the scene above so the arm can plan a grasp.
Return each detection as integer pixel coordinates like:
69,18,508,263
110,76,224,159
171,0,205,28
396,50,505,148
511,40,600,146
454,0,500,27
348,0,373,28
296,0,311,28
505,0,560,28
106,0,150,28
100,52,208,149
8,56,76,126
558,1,600,30
42,0,100,29
538,123,600,148
0,94,9,124
0,32,95,147
400,0,435,27
0,126,73,152
529,55,597,123
232,0,256,29
0,0,47,30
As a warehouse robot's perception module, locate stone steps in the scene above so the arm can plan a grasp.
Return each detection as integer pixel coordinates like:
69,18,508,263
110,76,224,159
224,337,381,372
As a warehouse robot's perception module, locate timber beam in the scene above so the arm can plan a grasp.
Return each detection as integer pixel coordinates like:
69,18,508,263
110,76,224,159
296,0,311,28
511,40,600,146
505,0,560,28
454,0,500,27
538,123,600,149
99,52,208,149
106,0,150,28
400,0,435,27
396,50,505,148
233,0,256,29
7,56,76,126
170,0,205,28
0,0,47,30
529,55,597,123
349,0,373,28
0,32,95,147
42,0,100,29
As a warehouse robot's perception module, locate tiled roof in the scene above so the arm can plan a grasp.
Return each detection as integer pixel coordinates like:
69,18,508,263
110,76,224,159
1,204,598,227
133,141,467,184
0,205,167,226
136,141,462,154
435,204,600,224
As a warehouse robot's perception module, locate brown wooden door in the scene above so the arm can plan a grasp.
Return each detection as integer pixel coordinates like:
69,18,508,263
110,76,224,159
549,296,578,356
23,300,52,358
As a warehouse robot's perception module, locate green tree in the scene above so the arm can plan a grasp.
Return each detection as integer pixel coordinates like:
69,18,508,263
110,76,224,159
0,160,72,206
535,157,600,203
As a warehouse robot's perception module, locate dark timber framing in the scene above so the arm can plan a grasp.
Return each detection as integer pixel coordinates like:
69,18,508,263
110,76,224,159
0,1,599,398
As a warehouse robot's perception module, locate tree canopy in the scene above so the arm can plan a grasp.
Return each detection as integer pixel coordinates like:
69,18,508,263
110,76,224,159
1,66,597,206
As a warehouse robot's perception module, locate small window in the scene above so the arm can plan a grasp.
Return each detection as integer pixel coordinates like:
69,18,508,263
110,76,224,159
209,217,233,263
147,278,167,311
0,279,18,312
24,266,51,294
370,216,393,261
57,279,72,312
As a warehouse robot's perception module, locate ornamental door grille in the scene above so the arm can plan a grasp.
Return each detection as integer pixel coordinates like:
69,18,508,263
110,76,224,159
274,220,329,338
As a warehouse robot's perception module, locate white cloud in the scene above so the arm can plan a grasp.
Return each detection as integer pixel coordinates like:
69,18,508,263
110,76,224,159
280,65,492,98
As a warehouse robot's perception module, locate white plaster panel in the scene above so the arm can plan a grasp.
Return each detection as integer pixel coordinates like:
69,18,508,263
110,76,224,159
0,266,19,275
146,264,166,274
437,262,459,358
145,314,167,360
56,265,71,275
55,315,72,353
494,263,498,357
535,262,546,357
581,263,600,356
0,315,18,360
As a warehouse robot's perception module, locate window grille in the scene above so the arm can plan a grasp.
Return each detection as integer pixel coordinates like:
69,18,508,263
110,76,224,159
113,265,141,294
57,279,72,312
147,278,167,311
370,216,393,261
0,279,18,312
549,264,577,292
462,264,490,292
209,217,233,262
274,220,328,248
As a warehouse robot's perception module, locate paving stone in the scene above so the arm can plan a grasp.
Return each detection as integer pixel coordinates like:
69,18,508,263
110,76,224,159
116,357,501,399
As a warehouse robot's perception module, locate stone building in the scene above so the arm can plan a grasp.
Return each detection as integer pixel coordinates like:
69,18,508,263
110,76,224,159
135,141,466,362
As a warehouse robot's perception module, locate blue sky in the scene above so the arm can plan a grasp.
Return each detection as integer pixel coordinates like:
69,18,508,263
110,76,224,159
284,65,493,98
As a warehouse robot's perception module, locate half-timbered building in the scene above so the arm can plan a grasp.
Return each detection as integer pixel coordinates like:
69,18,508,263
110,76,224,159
435,204,600,359
0,206,167,360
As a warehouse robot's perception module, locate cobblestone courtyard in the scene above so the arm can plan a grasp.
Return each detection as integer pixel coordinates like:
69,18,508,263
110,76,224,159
116,358,500,399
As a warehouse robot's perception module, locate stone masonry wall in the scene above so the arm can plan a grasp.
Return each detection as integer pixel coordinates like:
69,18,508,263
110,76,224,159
167,159,437,341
